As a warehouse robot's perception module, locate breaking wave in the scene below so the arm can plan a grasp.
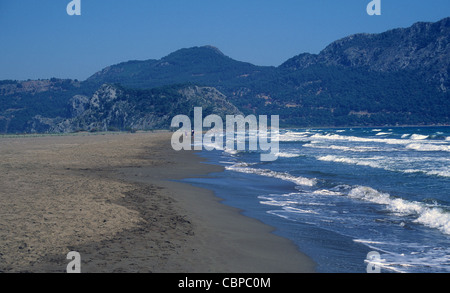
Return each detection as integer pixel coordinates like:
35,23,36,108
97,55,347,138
225,163,316,187
348,186,450,235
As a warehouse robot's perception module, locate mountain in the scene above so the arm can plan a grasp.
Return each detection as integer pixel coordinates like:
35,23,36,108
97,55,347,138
1,18,449,134
87,45,273,89
281,17,450,91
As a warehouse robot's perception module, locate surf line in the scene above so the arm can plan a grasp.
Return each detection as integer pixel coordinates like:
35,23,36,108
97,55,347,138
170,107,280,162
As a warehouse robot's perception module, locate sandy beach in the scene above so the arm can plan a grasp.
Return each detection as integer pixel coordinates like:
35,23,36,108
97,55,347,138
0,132,315,273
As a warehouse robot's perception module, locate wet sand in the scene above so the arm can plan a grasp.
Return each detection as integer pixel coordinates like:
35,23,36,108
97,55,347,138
0,132,315,273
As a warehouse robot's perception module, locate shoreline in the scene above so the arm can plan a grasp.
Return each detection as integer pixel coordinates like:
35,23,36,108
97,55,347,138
107,135,317,273
0,132,315,273
1,124,449,138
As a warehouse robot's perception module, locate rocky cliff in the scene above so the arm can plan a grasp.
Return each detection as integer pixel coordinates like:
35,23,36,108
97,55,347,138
24,84,241,133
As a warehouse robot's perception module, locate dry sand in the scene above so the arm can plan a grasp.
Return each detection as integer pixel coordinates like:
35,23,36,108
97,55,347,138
0,132,315,273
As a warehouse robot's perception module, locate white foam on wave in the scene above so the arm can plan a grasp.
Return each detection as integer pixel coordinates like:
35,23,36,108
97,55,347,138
275,152,301,158
304,143,380,152
354,239,391,246
406,143,450,152
317,154,450,178
425,170,450,178
224,148,239,155
226,164,317,187
356,238,450,273
410,134,429,140
403,168,450,178
317,155,383,169
262,205,319,220
278,131,311,142
231,162,257,168
289,132,448,149
376,132,392,136
283,206,319,215
258,194,300,207
309,133,408,145
312,189,343,196
348,186,450,235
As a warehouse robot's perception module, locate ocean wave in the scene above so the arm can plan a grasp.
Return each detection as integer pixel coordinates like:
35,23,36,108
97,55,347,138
225,164,317,187
259,195,319,215
406,143,450,152
348,186,450,235
353,239,391,246
312,189,344,196
317,155,450,178
257,184,450,271
304,143,380,152
259,186,450,244
278,131,311,142
309,133,404,144
410,134,429,140
317,155,383,169
282,132,450,150
230,162,257,168
401,168,450,178
258,194,300,207
355,239,450,273
403,169,450,178
282,206,319,215
275,152,301,158
425,170,450,178
308,133,430,146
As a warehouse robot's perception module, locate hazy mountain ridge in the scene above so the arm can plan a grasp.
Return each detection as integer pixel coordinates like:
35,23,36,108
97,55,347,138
1,18,449,134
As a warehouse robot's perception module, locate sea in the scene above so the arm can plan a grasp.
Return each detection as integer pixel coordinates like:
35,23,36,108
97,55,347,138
182,126,450,273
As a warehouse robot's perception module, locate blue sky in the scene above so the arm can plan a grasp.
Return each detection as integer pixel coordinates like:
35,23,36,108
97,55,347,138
0,0,449,80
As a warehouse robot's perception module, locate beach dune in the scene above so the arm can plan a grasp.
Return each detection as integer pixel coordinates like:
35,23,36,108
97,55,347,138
0,132,315,273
